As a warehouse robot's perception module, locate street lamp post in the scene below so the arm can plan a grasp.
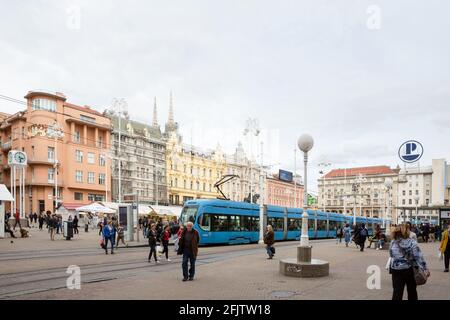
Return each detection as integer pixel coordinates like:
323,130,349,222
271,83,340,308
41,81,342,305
298,134,314,247
414,195,420,224
111,98,127,203
280,133,329,278
318,162,331,212
243,118,260,204
384,178,393,229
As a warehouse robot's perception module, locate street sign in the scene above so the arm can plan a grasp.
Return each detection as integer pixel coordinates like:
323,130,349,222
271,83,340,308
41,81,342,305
398,140,423,163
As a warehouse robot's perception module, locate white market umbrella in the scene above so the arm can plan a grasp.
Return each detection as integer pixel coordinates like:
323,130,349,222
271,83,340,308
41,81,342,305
76,203,116,214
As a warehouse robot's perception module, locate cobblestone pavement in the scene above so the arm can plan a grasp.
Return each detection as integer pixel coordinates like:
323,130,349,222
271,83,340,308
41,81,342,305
1,227,448,300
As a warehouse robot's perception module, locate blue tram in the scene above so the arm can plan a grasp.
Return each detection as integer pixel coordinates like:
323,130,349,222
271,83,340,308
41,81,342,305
180,199,385,245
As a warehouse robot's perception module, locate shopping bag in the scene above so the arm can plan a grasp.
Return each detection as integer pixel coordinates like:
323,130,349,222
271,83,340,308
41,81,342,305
100,238,105,249
438,251,443,260
385,257,391,270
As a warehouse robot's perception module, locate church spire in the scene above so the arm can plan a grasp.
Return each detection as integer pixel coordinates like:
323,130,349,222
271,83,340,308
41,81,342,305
168,90,175,125
152,96,158,127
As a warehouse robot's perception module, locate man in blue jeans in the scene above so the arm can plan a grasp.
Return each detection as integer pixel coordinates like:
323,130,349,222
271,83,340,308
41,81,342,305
102,220,116,254
177,222,200,281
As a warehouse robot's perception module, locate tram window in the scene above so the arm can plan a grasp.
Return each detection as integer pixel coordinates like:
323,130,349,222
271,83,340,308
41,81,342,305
242,216,251,231
229,215,242,231
180,206,198,224
308,219,315,231
268,218,283,231
329,221,338,231
252,217,260,231
288,218,301,231
211,215,228,231
199,214,211,231
317,220,327,231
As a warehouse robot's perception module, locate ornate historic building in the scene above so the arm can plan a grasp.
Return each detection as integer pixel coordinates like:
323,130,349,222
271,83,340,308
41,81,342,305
222,142,265,203
164,96,226,205
107,98,168,205
0,90,111,214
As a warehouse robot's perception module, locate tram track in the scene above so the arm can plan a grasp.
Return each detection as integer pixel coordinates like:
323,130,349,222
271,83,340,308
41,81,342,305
0,239,334,299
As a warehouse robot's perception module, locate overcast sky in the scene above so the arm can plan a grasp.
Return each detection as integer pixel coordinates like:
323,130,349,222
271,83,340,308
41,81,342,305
1,0,449,193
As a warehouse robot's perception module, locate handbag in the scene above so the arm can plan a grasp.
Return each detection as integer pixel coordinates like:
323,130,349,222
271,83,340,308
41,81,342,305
401,245,428,286
100,238,105,249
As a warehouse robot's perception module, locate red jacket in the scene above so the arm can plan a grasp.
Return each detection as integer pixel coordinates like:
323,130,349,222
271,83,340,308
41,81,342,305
162,230,171,241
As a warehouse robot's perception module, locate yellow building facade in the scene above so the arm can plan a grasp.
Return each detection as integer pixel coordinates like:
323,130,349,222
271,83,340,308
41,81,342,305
165,131,226,205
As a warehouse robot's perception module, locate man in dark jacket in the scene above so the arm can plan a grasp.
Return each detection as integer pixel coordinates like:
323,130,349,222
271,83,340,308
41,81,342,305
263,225,275,259
358,223,368,252
177,221,200,281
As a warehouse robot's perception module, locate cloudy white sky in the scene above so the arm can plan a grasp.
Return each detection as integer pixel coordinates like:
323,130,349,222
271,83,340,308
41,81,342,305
1,0,449,193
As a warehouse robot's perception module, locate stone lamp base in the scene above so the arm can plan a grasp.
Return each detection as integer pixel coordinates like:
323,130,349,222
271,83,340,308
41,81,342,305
279,246,329,278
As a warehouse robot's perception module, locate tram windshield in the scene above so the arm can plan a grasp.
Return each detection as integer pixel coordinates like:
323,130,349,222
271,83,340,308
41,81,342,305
180,206,198,225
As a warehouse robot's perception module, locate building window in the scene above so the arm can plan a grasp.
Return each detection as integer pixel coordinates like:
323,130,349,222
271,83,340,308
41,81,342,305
190,181,193,189
402,190,406,196
87,152,95,164
174,178,178,187
99,155,106,166
73,131,81,143
48,147,55,162
426,190,430,196
99,173,105,185
88,172,95,184
76,170,83,182
32,98,56,112
75,150,83,162
402,199,405,205
48,168,55,183
409,190,412,196
74,192,83,201
197,181,200,190
415,190,419,195
426,199,429,205
409,199,412,205
183,180,186,189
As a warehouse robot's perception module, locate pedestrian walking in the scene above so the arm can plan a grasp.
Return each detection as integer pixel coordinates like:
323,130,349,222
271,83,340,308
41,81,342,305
33,212,38,227
13,211,21,231
422,223,430,243
439,224,450,272
49,215,57,241
56,216,62,234
116,223,127,248
73,216,79,234
177,221,200,281
358,223,368,252
38,213,44,230
336,226,343,244
98,221,103,236
161,225,171,261
263,225,275,259
343,223,351,247
148,223,159,263
174,224,184,252
389,224,430,300
102,220,115,254
429,225,436,242
435,224,442,241
406,222,418,241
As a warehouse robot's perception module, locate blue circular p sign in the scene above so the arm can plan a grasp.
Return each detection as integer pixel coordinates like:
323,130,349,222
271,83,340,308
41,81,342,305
398,140,423,163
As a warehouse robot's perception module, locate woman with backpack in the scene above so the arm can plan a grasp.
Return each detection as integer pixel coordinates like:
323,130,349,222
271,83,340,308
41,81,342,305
263,225,275,259
389,224,429,300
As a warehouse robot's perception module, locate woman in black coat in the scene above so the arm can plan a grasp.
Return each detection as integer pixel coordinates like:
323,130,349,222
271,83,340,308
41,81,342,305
148,223,159,263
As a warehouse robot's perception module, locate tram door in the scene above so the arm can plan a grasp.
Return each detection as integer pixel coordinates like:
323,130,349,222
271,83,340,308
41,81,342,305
440,209,450,229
